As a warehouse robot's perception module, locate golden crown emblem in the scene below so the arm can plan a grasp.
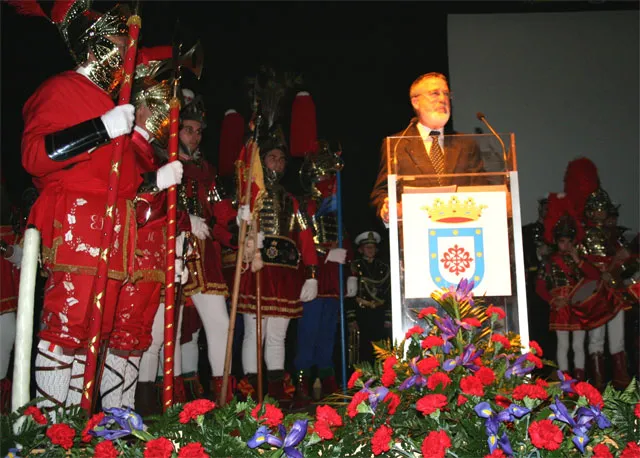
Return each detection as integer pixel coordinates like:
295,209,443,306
422,196,487,223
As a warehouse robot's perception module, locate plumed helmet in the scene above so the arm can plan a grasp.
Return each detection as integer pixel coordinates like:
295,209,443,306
132,46,174,146
543,193,584,244
584,187,613,216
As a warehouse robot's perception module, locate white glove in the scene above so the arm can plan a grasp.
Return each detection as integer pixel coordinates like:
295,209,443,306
325,248,347,264
236,204,251,225
346,276,358,298
176,232,186,257
100,104,135,139
156,161,183,191
189,214,210,240
175,258,188,285
300,278,318,302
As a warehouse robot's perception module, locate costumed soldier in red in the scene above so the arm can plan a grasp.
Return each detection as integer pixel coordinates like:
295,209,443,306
101,47,187,411
13,0,173,412
0,180,23,413
176,90,237,403
237,81,319,403
564,157,633,390
347,231,391,366
535,193,601,380
289,92,357,407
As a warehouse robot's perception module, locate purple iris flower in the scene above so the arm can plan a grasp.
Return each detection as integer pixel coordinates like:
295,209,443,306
498,433,514,456
399,357,428,390
504,353,535,379
247,425,284,448
368,386,389,411
506,403,530,419
435,316,459,354
443,344,483,372
442,278,475,306
247,420,308,458
576,406,611,430
91,407,144,440
549,397,576,427
473,402,516,455
557,370,577,393
571,425,590,454
282,420,308,458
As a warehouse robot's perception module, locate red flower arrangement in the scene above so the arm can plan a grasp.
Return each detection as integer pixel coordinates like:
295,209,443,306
46,423,76,450
427,372,451,390
381,356,398,387
592,443,614,458
416,394,448,416
314,405,343,440
573,382,604,408
417,306,437,318
94,440,118,458
491,333,511,349
528,419,563,451
383,391,401,415
460,375,484,397
144,437,174,458
421,335,444,349
405,325,424,339
371,425,393,455
421,430,451,458
417,356,439,375
512,383,549,401
82,412,106,443
24,406,47,425
347,370,362,389
485,305,506,320
178,442,209,458
251,403,284,428
179,399,216,424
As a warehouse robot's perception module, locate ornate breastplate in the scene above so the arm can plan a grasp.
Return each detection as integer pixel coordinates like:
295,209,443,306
259,186,295,237
547,254,580,289
312,214,338,248
580,226,613,261
178,180,203,217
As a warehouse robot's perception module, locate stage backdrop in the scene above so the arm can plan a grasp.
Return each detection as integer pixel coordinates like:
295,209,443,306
447,10,639,234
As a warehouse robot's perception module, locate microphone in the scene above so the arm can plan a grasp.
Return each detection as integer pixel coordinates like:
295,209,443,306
476,112,507,167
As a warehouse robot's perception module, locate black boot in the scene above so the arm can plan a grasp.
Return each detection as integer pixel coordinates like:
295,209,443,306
135,382,159,418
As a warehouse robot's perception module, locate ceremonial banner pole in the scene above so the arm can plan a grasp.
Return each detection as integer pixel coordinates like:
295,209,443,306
336,168,348,392
255,235,264,403
162,78,181,411
81,6,141,413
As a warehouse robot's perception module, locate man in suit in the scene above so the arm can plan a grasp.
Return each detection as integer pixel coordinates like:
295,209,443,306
370,72,483,223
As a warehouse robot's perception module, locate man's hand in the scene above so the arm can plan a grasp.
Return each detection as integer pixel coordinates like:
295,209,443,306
325,248,347,264
346,276,358,297
300,278,318,302
156,162,184,191
189,214,210,240
101,104,135,139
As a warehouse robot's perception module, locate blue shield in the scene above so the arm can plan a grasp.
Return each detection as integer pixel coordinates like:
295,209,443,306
427,227,485,289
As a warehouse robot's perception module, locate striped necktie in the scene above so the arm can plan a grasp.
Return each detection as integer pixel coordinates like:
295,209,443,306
429,131,445,180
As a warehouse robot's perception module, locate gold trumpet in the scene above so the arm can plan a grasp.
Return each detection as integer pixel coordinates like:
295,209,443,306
348,327,360,367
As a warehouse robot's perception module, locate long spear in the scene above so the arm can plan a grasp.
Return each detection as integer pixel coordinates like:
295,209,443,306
162,56,182,411
220,114,262,405
81,4,142,413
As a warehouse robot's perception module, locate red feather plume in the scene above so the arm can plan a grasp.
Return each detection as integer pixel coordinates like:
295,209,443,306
218,109,246,177
543,193,584,244
136,46,174,67
563,157,600,217
7,0,48,19
289,91,318,158
50,0,75,24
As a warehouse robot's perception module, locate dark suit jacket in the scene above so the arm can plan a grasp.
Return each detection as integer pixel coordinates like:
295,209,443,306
370,121,485,217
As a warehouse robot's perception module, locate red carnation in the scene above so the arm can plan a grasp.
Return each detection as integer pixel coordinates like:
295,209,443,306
634,401,640,418
24,406,47,425
421,335,444,350
427,372,451,390
347,370,362,389
405,325,424,339
179,399,216,424
421,430,451,458
485,305,506,320
383,391,401,415
620,442,640,458
416,394,448,415
574,382,604,408
46,423,76,450
381,356,398,387
526,353,543,369
512,383,549,401
535,378,549,388
82,412,105,443
475,366,496,386
314,420,335,440
178,442,209,458
251,403,284,428
144,437,174,458
347,390,369,418
462,317,481,327
316,405,342,427
529,340,543,357
528,419,563,451
457,394,468,406
460,375,484,396
371,425,393,456
418,307,437,318
491,333,511,349
593,444,614,458
495,395,511,408
94,440,118,458
417,356,439,375
485,450,506,458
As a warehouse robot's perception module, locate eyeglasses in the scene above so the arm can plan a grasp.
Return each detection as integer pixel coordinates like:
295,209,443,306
411,90,453,101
